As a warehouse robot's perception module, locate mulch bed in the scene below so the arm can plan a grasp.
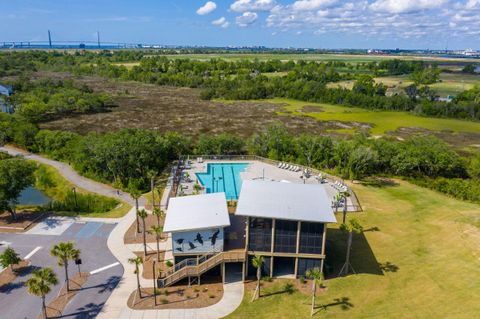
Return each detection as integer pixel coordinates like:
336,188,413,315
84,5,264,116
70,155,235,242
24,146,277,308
127,278,224,310
0,260,30,289
0,210,47,233
133,251,168,280
41,272,90,319
123,214,167,245
244,277,324,297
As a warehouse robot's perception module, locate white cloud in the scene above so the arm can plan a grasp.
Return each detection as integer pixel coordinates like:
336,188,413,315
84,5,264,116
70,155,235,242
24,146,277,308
370,0,445,14
212,16,230,28
291,0,338,11
230,0,276,12
236,11,258,27
196,1,217,15
212,16,226,25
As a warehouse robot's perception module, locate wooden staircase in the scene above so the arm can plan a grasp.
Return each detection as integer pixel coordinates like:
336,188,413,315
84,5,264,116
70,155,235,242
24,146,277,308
158,250,245,288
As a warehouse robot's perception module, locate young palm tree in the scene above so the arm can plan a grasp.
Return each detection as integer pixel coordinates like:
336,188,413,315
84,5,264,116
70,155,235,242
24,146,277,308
26,268,58,319
133,197,142,233
148,171,157,208
152,207,165,227
50,241,80,292
149,225,163,262
339,218,363,276
251,255,264,302
138,209,148,257
340,191,350,223
305,267,324,316
128,256,143,299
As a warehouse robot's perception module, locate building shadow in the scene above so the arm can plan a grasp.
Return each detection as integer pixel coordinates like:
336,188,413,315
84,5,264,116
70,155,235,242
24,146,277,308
325,229,382,277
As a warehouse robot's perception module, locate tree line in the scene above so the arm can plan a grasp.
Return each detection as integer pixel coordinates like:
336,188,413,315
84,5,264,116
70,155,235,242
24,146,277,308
1,111,478,203
3,51,478,121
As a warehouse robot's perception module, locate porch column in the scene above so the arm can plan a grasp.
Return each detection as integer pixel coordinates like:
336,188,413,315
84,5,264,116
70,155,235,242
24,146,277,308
270,219,275,277
294,221,301,277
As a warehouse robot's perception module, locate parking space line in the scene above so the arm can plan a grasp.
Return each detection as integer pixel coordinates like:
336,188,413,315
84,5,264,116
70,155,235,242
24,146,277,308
24,246,42,259
90,262,120,275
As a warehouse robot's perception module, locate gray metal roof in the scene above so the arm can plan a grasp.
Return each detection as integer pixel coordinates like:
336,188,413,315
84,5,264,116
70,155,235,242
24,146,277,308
236,180,337,223
163,192,230,233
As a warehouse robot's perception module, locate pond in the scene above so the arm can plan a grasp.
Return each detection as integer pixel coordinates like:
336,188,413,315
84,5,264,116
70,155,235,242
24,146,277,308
17,186,51,205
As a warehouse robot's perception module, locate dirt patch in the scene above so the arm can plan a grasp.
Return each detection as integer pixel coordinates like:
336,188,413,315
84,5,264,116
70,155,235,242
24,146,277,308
40,272,89,319
133,251,168,280
127,278,223,310
124,214,167,245
0,260,30,289
32,72,334,138
390,127,480,154
299,105,325,113
0,210,47,233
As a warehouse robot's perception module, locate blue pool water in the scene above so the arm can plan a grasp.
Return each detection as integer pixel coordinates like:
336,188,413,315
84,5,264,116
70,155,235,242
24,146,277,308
196,163,249,200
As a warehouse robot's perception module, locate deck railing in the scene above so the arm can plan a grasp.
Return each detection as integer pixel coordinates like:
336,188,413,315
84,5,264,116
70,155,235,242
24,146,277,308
177,154,362,212
158,250,246,288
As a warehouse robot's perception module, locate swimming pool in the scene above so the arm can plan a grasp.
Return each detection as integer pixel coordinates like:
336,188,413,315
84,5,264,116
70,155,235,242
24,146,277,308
196,163,249,200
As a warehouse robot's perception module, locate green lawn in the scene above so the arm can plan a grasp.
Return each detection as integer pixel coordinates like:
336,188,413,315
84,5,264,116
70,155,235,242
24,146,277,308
274,98,480,135
329,73,480,97
227,179,480,318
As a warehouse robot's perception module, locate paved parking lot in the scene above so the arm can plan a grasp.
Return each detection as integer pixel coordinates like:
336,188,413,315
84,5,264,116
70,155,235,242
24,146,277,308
0,220,123,319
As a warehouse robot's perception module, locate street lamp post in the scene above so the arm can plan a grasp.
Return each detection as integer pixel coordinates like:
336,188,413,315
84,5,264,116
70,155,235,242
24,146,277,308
72,187,78,213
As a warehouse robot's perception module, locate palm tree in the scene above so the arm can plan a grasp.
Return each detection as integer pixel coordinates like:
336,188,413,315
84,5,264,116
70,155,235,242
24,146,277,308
305,267,324,316
147,171,157,208
251,255,264,302
149,225,163,262
127,179,142,233
339,191,350,223
152,207,165,227
50,241,80,292
138,209,148,257
26,268,58,319
339,218,363,276
128,256,143,299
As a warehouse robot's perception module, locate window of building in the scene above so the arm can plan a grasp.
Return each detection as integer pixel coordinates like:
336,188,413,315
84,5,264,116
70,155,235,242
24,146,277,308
297,258,322,276
274,219,297,253
299,222,324,254
248,218,272,252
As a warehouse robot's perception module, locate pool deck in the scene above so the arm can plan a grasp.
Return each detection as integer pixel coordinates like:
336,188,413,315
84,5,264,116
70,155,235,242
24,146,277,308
179,159,356,213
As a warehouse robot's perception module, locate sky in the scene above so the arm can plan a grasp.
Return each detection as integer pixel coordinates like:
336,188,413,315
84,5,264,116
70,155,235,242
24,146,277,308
1,0,479,50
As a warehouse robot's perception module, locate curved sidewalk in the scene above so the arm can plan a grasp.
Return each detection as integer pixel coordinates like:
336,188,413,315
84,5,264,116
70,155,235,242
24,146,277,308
1,146,245,319
0,145,136,205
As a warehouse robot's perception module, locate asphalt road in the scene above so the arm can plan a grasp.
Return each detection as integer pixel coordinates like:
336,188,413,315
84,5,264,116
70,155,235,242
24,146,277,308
0,221,123,319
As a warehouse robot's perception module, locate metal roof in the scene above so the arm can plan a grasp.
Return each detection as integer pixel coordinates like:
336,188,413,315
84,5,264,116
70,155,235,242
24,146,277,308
163,192,230,233
235,180,337,223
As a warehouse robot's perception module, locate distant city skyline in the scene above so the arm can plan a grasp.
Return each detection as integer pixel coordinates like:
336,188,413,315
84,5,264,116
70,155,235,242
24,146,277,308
1,0,479,50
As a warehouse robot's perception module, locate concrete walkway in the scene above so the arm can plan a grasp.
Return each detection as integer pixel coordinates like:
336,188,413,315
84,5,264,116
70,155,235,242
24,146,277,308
0,146,136,205
1,146,245,318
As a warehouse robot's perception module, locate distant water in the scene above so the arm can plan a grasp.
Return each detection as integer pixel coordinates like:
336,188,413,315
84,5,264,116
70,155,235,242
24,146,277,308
17,186,51,205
